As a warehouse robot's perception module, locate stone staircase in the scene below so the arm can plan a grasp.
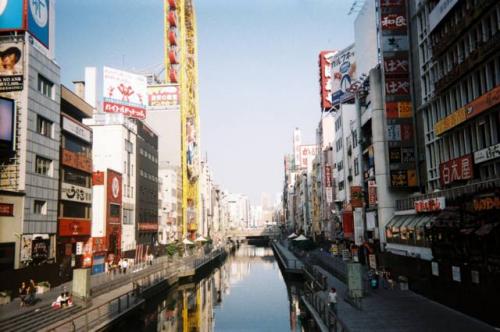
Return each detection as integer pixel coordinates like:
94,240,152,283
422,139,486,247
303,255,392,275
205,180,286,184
0,304,81,332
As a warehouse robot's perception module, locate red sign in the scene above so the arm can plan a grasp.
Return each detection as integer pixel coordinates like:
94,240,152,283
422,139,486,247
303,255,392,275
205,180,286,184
381,14,407,31
92,237,107,253
62,149,92,173
466,85,500,120
385,78,410,96
107,170,122,204
351,186,363,208
0,203,14,216
138,223,159,231
342,211,354,238
473,196,500,211
439,154,474,186
414,197,446,213
384,56,409,75
319,51,336,110
59,218,91,236
324,165,332,187
368,181,377,207
103,101,146,120
93,171,104,185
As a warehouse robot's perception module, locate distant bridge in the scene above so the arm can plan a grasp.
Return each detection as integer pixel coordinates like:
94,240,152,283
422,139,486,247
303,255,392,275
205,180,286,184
226,227,280,239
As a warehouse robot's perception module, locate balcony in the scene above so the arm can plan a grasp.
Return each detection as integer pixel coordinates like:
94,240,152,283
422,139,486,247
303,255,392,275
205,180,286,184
395,178,500,211
434,30,500,94
431,0,497,57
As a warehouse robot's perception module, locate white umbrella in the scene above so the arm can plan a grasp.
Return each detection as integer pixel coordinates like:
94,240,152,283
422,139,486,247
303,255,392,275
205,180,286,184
287,233,298,239
293,234,308,241
182,238,194,245
195,236,207,242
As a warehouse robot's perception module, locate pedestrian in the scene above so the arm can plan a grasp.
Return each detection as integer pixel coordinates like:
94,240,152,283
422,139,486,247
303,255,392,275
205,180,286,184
386,271,395,290
328,287,338,314
19,281,28,307
118,258,123,274
122,258,128,274
26,279,37,305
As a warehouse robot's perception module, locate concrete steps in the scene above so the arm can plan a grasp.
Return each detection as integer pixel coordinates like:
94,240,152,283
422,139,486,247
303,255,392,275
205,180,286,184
0,304,81,332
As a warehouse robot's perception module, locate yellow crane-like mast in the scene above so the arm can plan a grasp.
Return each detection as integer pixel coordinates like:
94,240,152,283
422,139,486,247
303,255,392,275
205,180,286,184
165,0,199,239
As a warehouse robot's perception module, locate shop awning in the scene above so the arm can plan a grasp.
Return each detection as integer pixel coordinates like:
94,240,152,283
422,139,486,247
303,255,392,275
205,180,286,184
385,215,410,229
386,214,435,230
414,214,436,229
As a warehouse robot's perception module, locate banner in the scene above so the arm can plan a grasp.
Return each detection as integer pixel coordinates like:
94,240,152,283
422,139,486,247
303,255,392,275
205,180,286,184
319,51,336,110
331,44,356,106
103,66,147,120
0,42,24,92
439,154,473,186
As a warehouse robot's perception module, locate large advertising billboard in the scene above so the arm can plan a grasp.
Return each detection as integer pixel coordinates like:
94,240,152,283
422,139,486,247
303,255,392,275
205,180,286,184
0,96,15,153
0,42,24,92
147,84,179,109
27,0,49,47
103,66,147,120
379,0,416,188
331,44,356,106
0,0,24,31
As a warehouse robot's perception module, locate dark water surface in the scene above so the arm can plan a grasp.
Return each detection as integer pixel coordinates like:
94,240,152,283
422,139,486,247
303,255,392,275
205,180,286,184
119,244,308,331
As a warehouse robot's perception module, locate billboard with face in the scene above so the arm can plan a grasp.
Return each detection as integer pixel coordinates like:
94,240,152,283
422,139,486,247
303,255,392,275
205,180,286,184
0,42,24,92
103,66,147,120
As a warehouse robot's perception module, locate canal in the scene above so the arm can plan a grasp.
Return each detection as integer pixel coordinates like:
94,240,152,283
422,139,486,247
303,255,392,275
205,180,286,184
118,244,311,331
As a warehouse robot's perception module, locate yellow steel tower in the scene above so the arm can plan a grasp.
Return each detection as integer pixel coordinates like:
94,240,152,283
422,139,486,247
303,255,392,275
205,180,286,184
165,0,199,239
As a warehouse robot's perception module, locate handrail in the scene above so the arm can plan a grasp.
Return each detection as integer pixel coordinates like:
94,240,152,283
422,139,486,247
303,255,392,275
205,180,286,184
303,292,349,332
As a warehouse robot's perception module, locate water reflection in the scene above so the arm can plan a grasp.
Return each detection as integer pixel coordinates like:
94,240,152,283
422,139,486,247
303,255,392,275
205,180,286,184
126,245,310,332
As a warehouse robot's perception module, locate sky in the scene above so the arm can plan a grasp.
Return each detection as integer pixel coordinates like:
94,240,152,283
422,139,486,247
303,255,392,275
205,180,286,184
57,0,356,204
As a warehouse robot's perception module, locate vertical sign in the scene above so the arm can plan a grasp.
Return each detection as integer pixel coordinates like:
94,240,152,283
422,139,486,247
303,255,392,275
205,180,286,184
319,51,336,110
27,0,50,47
379,0,416,188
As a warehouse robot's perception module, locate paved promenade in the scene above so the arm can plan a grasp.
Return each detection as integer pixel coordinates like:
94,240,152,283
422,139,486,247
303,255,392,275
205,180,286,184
277,240,498,332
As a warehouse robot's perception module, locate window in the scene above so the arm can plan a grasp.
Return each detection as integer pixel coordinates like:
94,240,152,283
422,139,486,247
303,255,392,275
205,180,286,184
123,209,134,225
37,116,53,138
338,181,345,192
37,75,54,99
63,168,90,187
34,200,47,215
352,130,358,148
35,156,52,176
354,158,359,176
63,135,90,156
60,201,89,219
110,204,121,218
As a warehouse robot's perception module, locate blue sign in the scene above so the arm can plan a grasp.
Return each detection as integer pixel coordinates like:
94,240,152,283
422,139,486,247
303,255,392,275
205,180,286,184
27,0,49,47
0,0,24,30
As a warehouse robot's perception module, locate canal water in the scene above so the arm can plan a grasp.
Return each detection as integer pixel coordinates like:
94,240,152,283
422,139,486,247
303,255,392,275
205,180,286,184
119,244,311,331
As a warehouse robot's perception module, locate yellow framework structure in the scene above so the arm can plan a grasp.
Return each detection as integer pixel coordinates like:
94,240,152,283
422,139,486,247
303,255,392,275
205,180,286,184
165,0,199,239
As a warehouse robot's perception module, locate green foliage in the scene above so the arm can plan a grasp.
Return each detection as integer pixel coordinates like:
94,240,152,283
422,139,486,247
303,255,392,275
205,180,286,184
166,243,178,257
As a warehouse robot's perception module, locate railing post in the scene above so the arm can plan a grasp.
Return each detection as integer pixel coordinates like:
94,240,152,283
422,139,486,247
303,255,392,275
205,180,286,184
118,296,121,313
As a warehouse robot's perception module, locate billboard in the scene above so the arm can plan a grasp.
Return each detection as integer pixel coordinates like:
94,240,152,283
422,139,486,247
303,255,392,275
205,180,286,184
439,154,473,187
186,116,198,181
0,42,24,92
319,51,336,110
0,0,24,30
0,96,15,153
103,66,147,120
331,44,356,106
27,0,49,47
147,84,179,109
299,144,319,170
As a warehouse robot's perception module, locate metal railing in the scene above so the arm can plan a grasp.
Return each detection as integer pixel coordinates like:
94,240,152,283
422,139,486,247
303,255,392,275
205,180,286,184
303,292,349,332
47,289,139,332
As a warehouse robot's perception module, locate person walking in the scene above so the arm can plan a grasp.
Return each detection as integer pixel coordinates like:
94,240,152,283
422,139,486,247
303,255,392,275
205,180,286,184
26,279,37,305
122,258,128,274
328,287,338,314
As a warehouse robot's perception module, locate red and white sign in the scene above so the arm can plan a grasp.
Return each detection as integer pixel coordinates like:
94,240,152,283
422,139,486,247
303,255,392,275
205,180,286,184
414,197,446,213
368,181,377,207
324,165,332,187
103,66,147,120
147,84,179,109
439,154,474,186
319,50,336,110
381,14,407,31
383,56,409,76
0,203,14,216
299,145,319,170
58,218,91,237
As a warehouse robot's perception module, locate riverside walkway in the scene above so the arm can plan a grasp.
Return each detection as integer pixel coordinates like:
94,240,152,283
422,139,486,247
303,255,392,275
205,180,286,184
274,240,498,332
0,246,229,332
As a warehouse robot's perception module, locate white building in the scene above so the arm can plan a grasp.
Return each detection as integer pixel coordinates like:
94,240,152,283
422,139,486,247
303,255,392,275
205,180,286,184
158,166,180,244
84,113,138,256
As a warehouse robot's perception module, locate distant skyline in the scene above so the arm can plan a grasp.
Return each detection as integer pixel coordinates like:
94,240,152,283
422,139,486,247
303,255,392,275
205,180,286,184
56,0,356,204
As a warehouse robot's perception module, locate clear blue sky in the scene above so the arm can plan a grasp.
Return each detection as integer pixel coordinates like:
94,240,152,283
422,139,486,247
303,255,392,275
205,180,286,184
57,0,356,204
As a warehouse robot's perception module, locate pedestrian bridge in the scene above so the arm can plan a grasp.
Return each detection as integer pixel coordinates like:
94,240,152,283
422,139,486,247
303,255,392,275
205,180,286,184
227,227,280,239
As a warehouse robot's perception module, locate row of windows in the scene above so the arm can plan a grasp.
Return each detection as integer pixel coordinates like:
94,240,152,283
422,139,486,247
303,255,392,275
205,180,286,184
424,55,500,136
139,147,158,164
336,138,343,152
123,184,134,199
62,168,91,187
335,116,342,132
59,201,90,219
38,74,54,99
140,169,158,183
62,135,91,157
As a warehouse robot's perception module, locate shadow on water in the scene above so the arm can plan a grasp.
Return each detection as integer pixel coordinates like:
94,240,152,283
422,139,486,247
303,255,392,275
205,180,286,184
111,244,317,332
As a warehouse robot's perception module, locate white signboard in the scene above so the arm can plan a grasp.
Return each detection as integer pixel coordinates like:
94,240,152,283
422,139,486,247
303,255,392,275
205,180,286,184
474,143,500,164
452,265,461,282
76,242,83,255
103,66,147,120
91,185,105,237
61,183,92,203
62,117,91,143
431,261,439,276
331,44,356,106
429,0,459,32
